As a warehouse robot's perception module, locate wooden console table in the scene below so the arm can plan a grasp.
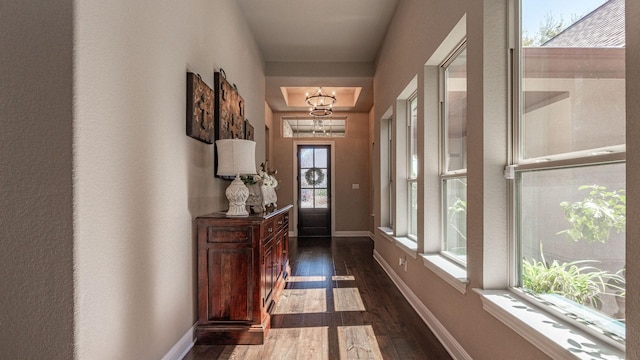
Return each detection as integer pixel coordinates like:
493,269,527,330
195,205,292,344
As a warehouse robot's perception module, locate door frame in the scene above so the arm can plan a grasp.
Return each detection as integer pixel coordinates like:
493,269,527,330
292,140,336,237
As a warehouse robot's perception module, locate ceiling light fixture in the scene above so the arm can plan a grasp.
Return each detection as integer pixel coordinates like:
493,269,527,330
309,105,333,117
305,87,336,117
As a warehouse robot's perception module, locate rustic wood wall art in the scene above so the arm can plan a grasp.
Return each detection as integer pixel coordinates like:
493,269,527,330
244,120,254,141
214,69,245,141
186,72,214,143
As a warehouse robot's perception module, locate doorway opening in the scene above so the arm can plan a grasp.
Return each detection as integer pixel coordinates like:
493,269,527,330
296,144,332,237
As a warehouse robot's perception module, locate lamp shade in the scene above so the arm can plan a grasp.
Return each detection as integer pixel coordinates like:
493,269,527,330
216,139,256,176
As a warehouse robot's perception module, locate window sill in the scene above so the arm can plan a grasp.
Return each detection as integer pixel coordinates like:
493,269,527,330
394,237,418,258
378,227,394,241
421,254,468,294
377,227,417,259
474,289,624,360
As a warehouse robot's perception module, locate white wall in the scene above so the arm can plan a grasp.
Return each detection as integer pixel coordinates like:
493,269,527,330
0,1,75,357
73,0,265,358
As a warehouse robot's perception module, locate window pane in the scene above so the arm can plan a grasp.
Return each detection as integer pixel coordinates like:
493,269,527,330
300,168,313,188
409,97,418,179
300,149,313,168
521,0,624,159
408,181,417,238
443,177,467,262
316,168,328,188
331,120,346,137
445,48,467,172
315,148,328,168
300,189,314,208
517,164,625,339
283,117,347,138
315,189,328,208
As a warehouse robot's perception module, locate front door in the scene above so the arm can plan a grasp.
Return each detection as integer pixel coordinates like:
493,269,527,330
297,145,331,237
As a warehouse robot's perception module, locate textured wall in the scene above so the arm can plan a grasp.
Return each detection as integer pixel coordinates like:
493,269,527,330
73,0,265,358
271,112,371,234
0,1,75,358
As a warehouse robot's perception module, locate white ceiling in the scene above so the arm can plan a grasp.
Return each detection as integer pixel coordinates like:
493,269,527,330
237,0,399,113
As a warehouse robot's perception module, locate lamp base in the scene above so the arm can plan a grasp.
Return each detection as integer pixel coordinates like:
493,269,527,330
225,176,249,217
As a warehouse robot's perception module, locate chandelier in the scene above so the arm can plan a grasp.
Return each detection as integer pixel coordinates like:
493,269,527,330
309,106,332,117
305,87,336,117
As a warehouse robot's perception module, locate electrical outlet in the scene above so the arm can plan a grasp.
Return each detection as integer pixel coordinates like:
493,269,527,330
399,256,408,272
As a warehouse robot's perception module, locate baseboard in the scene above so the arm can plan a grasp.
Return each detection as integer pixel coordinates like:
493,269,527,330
368,231,375,240
289,231,371,238
333,231,370,237
373,250,472,360
162,322,197,360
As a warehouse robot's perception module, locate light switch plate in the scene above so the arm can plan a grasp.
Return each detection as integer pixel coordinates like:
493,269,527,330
352,183,360,189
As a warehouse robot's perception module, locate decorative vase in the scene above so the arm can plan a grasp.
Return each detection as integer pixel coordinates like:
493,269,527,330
245,183,264,213
261,185,277,211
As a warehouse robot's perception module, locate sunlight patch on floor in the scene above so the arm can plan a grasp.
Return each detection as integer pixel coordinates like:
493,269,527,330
334,287,366,312
338,325,383,359
265,327,329,360
332,275,355,281
273,288,327,314
287,275,326,282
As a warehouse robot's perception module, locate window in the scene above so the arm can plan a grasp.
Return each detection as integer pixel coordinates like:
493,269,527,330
382,78,418,248
515,0,626,345
388,117,394,229
407,94,418,240
441,44,467,265
283,117,346,138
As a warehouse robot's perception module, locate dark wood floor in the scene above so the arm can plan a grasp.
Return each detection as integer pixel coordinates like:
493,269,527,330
185,237,452,360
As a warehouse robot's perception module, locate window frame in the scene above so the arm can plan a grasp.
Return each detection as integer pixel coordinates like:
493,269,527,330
419,15,469,294
439,41,468,267
407,92,418,241
509,0,627,348
281,116,347,138
388,117,394,230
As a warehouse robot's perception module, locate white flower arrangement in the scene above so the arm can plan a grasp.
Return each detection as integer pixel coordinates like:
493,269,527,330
243,161,279,189
259,171,279,188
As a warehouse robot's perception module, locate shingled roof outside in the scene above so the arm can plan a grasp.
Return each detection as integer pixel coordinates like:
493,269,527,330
543,0,625,48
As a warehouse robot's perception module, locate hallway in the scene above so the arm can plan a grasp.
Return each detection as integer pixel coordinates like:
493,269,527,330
186,237,452,359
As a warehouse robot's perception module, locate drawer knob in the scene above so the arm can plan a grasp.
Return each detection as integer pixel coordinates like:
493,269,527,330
268,227,273,233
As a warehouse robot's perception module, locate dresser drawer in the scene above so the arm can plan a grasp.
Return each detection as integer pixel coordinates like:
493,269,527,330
207,226,252,243
262,218,276,240
274,213,287,233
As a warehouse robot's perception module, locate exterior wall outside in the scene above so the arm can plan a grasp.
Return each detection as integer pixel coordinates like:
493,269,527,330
73,0,265,358
271,112,371,234
0,1,75,358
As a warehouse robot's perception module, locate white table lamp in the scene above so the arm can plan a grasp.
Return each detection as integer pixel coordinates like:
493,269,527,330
215,139,256,216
